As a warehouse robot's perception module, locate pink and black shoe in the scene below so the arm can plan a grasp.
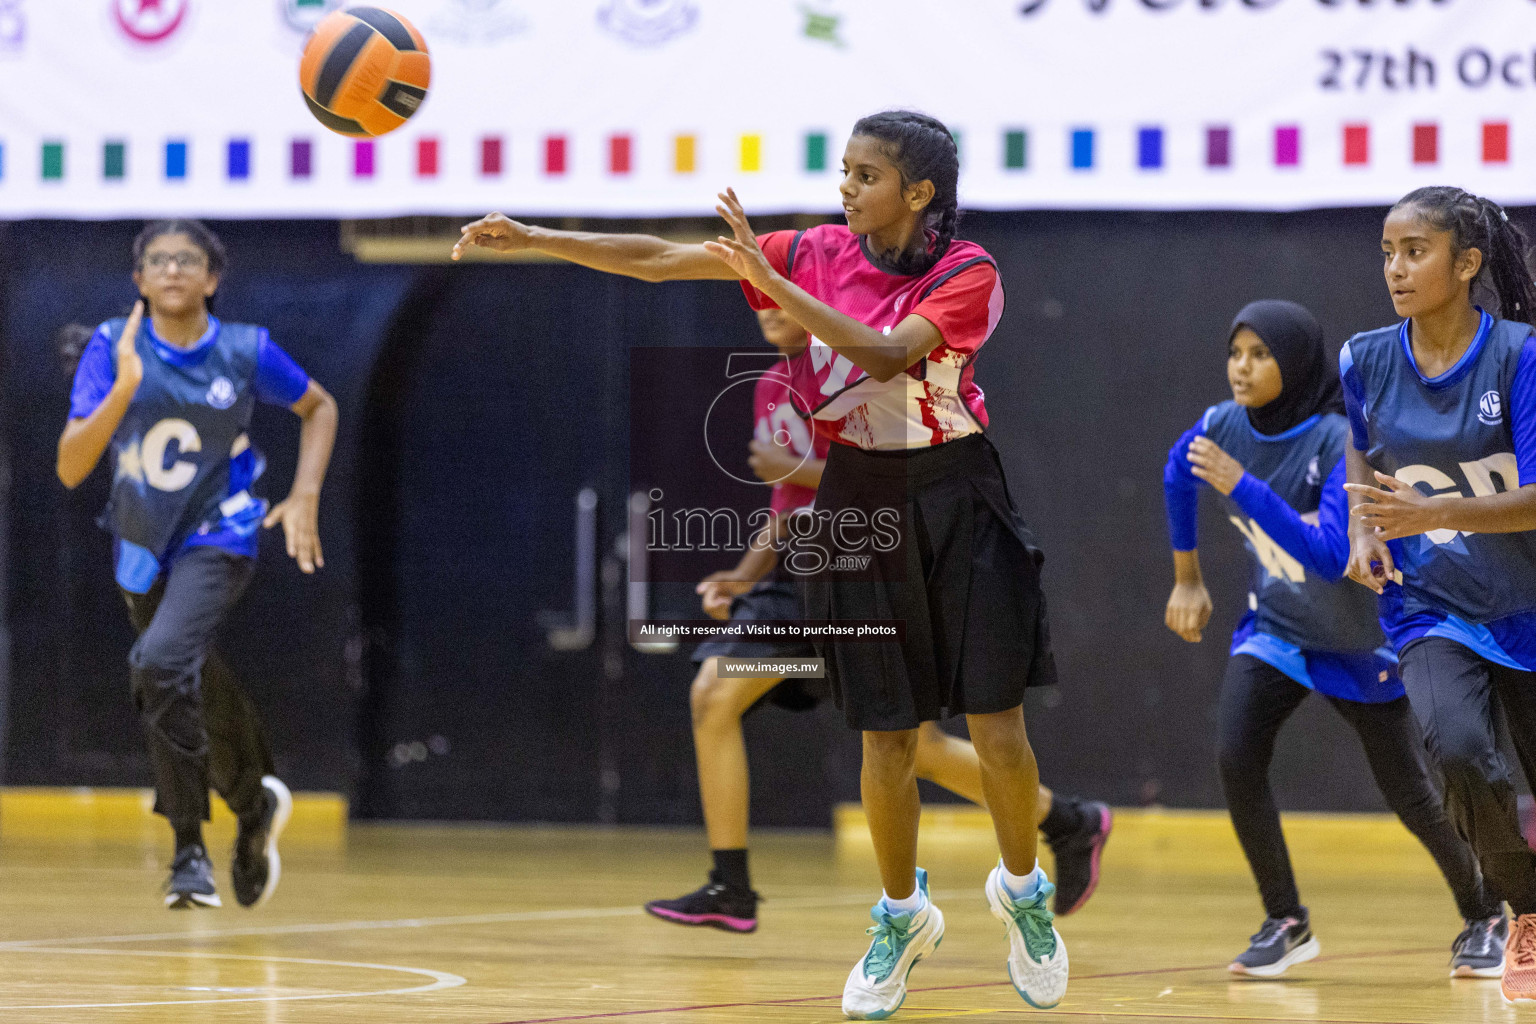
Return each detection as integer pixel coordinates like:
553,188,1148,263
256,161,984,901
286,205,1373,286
644,872,760,933
1046,801,1112,916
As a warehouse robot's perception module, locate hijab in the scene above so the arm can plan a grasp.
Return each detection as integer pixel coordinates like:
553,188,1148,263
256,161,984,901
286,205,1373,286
1229,299,1344,436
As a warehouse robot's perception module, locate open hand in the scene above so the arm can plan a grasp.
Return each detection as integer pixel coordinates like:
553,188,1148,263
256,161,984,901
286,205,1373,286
1164,581,1213,643
264,492,323,573
1345,472,1445,542
704,188,777,291
116,300,145,392
696,571,753,620
452,212,534,260
1187,436,1244,496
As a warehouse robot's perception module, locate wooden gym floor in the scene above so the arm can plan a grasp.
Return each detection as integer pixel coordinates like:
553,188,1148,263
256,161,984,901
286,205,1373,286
0,800,1520,1023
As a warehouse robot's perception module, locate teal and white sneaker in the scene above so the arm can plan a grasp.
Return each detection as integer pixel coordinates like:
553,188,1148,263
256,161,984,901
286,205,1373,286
842,868,945,1020
985,861,1069,1009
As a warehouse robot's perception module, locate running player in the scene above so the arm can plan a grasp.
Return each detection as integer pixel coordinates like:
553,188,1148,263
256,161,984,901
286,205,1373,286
1165,299,1503,979
457,110,1071,1018
644,308,1110,934
56,220,338,909
1340,187,1536,1005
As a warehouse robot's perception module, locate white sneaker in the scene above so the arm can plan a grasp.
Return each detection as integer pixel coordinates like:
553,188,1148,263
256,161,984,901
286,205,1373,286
843,868,945,1020
986,860,1069,1009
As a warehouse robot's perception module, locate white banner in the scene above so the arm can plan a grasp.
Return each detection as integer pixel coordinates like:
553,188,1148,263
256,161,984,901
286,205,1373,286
0,0,1533,218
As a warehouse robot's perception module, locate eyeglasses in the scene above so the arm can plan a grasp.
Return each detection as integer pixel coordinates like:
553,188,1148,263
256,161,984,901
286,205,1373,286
142,251,207,272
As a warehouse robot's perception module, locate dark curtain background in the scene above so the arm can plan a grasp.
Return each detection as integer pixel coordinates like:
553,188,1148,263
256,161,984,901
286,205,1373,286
0,206,1503,824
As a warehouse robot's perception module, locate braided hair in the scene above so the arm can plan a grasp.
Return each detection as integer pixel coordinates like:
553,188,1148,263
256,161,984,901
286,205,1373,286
1391,186,1536,327
849,110,960,275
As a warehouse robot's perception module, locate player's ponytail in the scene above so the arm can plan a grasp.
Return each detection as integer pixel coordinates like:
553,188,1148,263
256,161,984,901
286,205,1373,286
850,110,960,275
1392,186,1536,327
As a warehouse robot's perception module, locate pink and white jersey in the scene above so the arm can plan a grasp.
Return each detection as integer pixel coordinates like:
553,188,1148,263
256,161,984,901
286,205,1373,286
754,366,830,515
740,224,1005,451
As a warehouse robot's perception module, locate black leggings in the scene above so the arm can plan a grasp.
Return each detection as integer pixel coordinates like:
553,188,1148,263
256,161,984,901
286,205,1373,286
1218,654,1495,921
122,546,275,827
1400,637,1536,916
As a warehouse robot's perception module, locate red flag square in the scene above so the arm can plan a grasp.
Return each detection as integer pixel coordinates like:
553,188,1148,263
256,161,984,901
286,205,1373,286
1343,124,1369,166
1413,123,1439,165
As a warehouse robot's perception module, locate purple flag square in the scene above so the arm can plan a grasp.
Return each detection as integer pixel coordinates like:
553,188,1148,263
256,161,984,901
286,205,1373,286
291,140,313,179
1274,126,1300,167
1206,127,1231,168
354,140,375,178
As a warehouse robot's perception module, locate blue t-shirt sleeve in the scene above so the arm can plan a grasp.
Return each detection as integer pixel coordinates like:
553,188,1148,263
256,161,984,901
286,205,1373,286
1512,335,1536,487
1229,459,1351,579
253,331,311,407
68,326,116,420
1164,419,1204,552
1340,341,1369,452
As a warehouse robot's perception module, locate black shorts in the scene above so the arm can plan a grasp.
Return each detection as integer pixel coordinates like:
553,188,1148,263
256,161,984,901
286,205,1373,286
692,578,828,714
799,433,1058,731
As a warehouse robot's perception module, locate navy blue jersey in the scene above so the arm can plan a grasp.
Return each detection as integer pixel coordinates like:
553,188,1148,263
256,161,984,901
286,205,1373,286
1169,402,1382,655
69,316,309,589
1341,312,1536,649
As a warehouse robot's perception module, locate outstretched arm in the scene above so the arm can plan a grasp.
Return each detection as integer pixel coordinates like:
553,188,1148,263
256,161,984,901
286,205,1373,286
263,380,337,574
452,212,741,283
58,303,145,489
707,190,944,382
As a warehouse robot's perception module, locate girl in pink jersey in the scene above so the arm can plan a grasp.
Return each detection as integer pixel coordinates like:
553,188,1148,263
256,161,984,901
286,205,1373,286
454,110,1071,1017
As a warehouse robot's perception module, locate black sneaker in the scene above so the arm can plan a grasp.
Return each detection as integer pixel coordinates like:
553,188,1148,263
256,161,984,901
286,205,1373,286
644,872,760,933
232,776,292,909
1229,911,1320,977
1045,800,1112,916
165,845,222,910
1452,914,1509,978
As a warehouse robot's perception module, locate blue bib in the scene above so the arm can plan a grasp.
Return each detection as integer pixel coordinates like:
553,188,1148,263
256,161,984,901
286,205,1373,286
1203,402,1382,652
104,317,261,560
1342,313,1536,625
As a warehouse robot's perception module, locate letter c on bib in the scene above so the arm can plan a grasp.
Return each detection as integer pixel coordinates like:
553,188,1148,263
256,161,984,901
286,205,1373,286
141,418,201,492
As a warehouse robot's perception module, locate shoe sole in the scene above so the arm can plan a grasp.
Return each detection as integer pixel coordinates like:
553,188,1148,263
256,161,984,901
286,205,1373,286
166,891,222,910
1452,961,1505,979
843,910,945,1020
253,776,292,909
1058,805,1113,917
985,873,1067,1009
1503,990,1536,1005
1230,936,1320,978
644,904,757,933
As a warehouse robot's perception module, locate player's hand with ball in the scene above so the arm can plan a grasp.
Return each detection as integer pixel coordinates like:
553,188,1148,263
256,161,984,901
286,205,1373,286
452,213,535,260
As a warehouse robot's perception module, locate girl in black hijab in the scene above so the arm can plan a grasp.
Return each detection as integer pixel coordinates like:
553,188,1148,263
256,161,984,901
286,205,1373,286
1162,299,1504,981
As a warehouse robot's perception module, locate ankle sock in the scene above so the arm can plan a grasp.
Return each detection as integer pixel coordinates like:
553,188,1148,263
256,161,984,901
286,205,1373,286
711,848,751,891
1040,795,1086,842
172,820,204,854
1001,860,1044,901
882,886,925,914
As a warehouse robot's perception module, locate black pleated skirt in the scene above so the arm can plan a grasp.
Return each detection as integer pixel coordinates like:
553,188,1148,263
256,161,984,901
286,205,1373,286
800,433,1058,731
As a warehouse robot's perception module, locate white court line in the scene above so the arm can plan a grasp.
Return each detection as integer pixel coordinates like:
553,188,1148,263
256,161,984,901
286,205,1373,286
0,889,933,950
0,947,465,1011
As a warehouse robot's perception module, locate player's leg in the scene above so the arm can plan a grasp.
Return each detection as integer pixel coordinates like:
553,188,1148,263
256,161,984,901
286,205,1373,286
1329,691,1505,977
1399,638,1536,1004
843,726,945,1020
200,655,289,909
1216,655,1318,977
124,547,256,909
644,658,782,932
1489,660,1536,1002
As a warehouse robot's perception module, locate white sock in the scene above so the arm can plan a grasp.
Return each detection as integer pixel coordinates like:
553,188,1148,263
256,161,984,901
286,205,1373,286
882,886,925,914
1001,860,1044,901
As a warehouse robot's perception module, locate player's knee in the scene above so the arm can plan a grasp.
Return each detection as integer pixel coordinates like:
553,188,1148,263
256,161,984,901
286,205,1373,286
967,710,1028,763
128,630,195,679
689,663,741,729
863,729,919,777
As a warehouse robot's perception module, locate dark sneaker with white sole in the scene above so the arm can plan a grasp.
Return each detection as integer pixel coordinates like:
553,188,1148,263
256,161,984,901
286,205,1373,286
1046,801,1112,916
644,871,760,933
1229,911,1319,978
232,775,292,908
1451,914,1508,978
165,845,221,909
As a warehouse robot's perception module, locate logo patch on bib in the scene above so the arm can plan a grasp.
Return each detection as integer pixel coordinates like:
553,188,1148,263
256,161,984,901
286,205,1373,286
206,376,236,410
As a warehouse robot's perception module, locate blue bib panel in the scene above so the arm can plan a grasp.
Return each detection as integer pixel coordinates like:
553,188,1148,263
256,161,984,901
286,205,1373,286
1204,402,1382,652
104,318,260,560
1343,315,1536,625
